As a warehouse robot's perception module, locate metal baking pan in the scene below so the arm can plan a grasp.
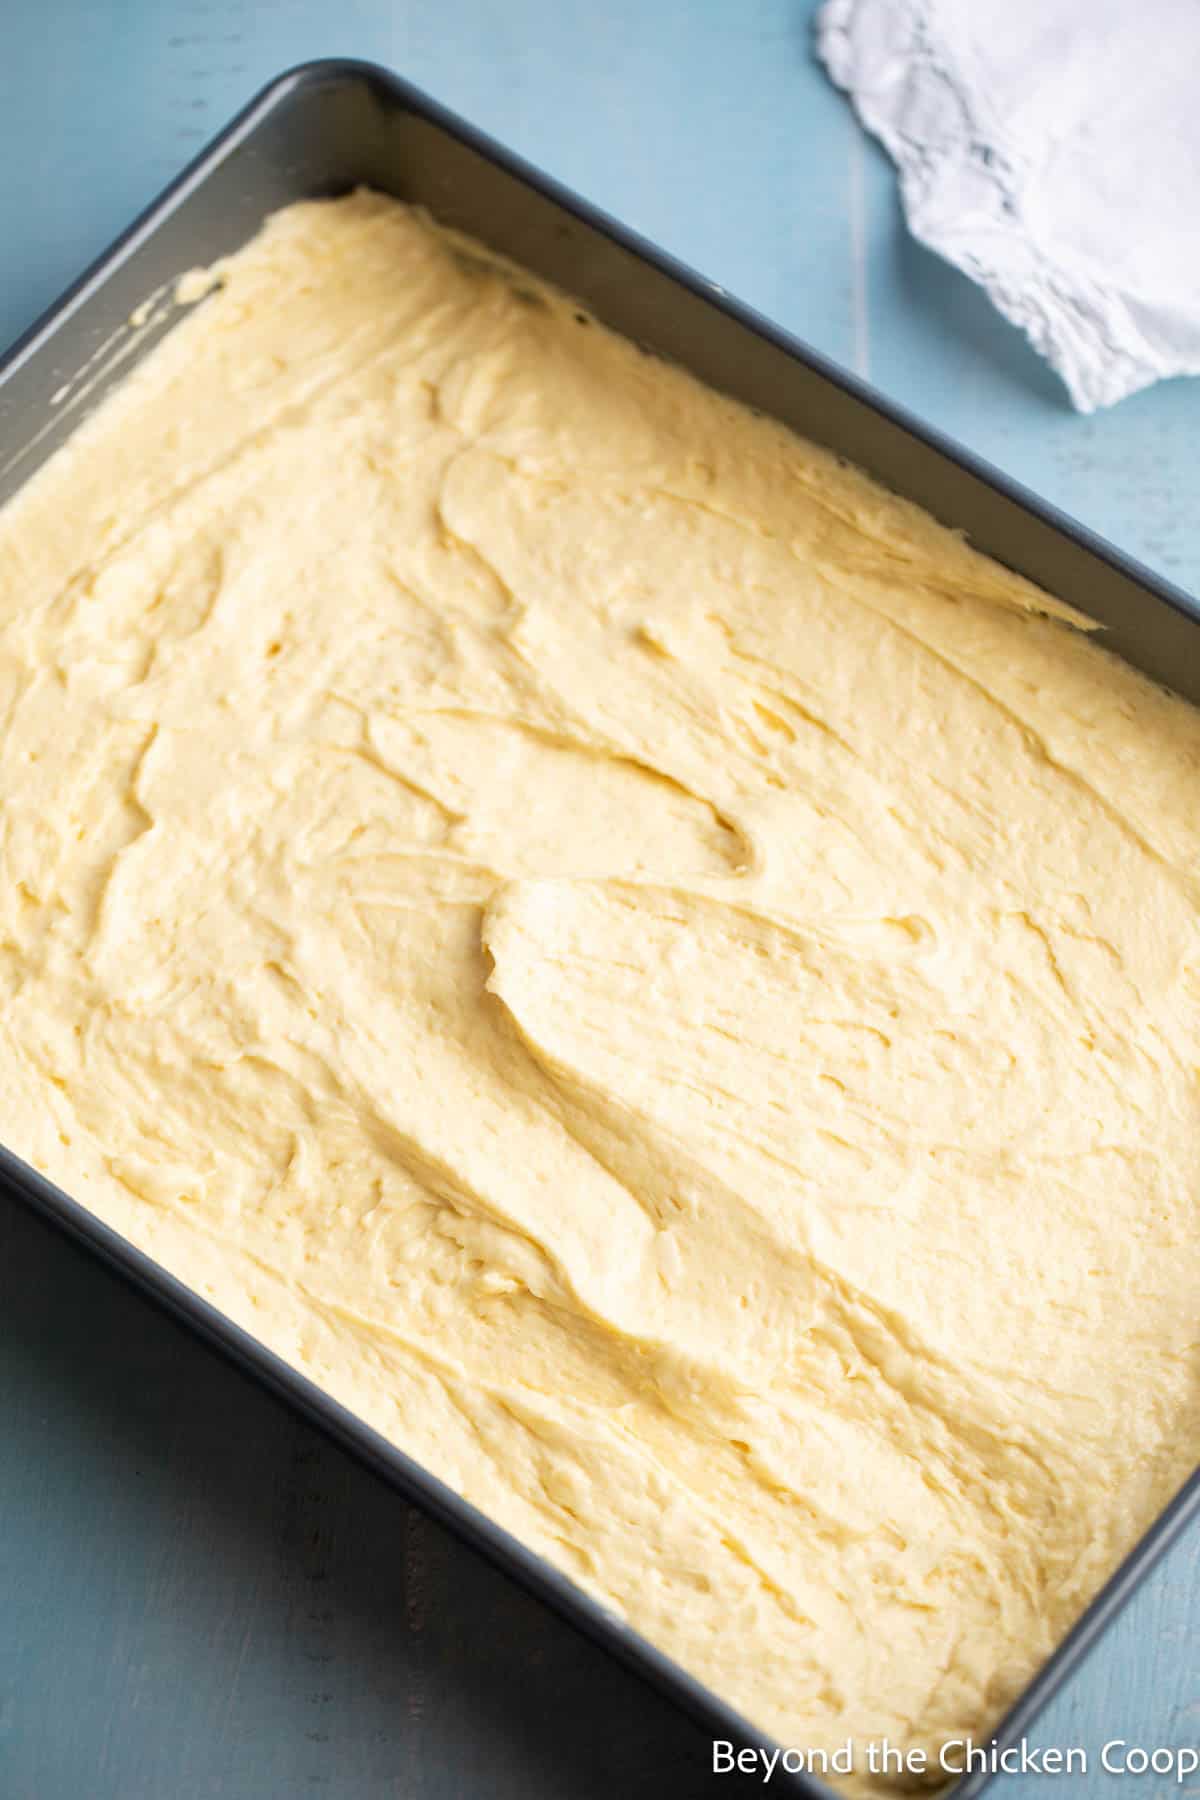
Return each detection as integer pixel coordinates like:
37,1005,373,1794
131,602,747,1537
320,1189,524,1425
1,60,1197,1800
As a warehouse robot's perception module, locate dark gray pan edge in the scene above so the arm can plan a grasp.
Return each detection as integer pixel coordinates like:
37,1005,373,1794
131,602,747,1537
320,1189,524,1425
0,59,1196,1800
0,1143,825,1794
4,61,1200,700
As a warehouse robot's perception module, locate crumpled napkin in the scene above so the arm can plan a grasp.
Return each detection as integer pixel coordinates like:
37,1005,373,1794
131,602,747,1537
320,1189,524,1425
816,0,1200,411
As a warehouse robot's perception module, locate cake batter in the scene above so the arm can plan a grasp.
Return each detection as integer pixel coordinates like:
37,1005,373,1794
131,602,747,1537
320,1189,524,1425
1,192,1197,1792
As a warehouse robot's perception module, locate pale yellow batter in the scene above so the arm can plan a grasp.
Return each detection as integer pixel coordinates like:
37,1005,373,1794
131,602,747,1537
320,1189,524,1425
1,192,1197,1793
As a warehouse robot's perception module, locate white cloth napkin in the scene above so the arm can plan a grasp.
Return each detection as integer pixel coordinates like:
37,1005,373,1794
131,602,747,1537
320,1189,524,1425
816,0,1200,411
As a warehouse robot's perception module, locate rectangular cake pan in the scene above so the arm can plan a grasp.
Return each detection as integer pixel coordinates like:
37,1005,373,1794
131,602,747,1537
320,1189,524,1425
1,61,1197,1800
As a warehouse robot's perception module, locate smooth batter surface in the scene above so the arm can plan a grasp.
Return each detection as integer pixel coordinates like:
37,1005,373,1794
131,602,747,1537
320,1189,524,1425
1,192,1197,1792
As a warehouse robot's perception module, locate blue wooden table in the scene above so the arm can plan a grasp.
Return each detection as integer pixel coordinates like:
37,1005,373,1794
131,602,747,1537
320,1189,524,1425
1,5,1196,1796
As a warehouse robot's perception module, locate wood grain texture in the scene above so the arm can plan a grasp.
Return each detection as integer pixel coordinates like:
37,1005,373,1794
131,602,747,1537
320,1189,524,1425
0,3,1196,1796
